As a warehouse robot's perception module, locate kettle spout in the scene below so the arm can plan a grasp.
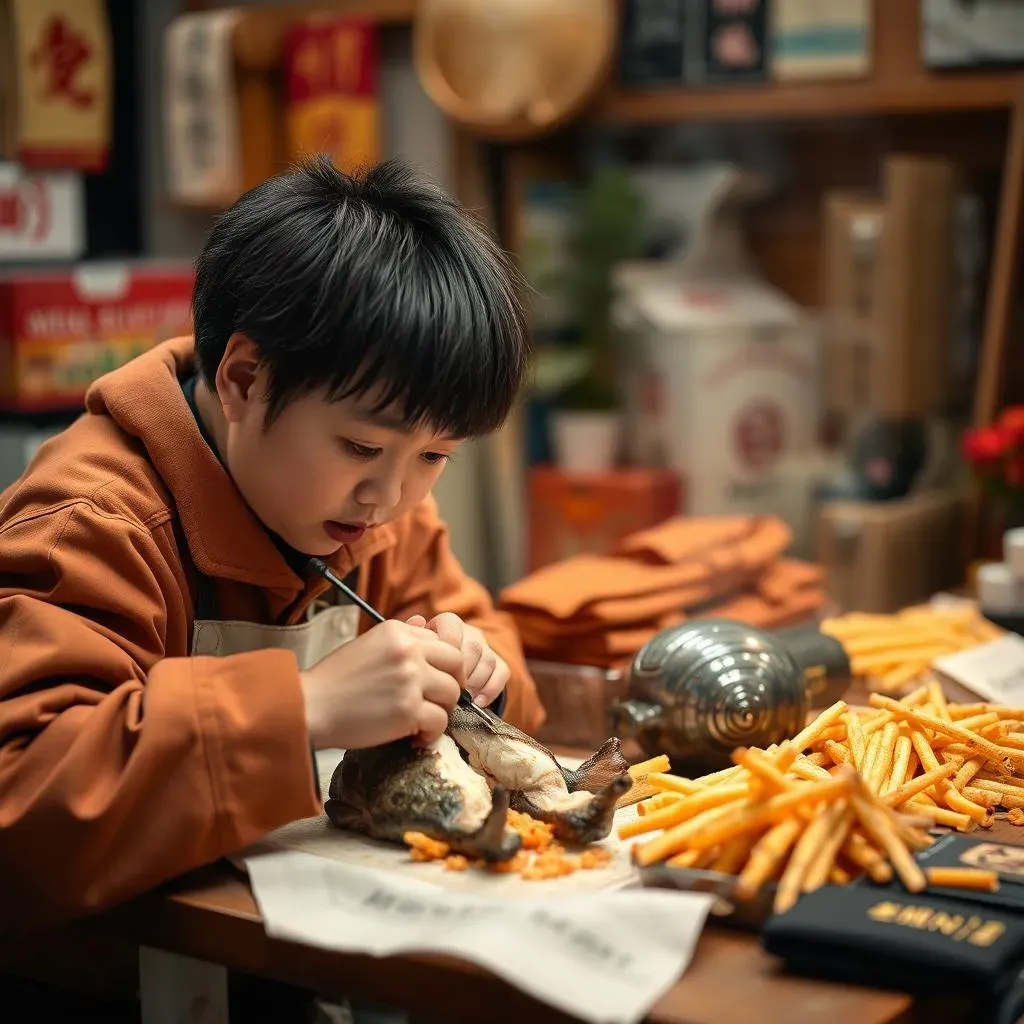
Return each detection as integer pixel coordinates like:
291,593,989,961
611,698,663,738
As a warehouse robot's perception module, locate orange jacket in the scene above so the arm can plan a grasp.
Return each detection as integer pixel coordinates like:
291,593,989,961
0,337,543,931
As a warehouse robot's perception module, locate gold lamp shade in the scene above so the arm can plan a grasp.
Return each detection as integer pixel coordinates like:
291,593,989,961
413,0,617,141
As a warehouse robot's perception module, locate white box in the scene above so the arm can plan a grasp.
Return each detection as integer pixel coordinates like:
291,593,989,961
617,277,821,518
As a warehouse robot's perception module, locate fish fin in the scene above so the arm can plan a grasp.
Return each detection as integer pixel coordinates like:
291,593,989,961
515,774,633,846
563,738,631,793
455,787,521,863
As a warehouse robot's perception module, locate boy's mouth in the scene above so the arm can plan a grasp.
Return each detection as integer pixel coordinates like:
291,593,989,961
323,521,367,543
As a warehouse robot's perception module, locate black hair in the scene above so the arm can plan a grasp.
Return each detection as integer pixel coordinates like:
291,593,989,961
191,154,529,435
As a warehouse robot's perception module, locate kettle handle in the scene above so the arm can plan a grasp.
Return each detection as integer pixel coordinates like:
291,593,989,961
610,698,663,738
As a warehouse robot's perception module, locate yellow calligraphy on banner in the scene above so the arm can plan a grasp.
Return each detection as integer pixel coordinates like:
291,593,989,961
288,97,379,174
285,21,380,173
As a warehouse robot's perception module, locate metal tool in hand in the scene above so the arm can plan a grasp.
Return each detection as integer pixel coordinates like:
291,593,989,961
308,557,499,732
612,618,852,774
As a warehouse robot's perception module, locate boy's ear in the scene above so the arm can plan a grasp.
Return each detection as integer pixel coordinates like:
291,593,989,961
216,333,264,422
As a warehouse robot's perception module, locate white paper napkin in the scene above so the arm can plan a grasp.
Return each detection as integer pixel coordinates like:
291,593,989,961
245,851,712,1024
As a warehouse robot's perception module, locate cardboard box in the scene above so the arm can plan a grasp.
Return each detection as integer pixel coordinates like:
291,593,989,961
0,263,194,411
527,466,682,572
816,490,964,613
617,277,822,517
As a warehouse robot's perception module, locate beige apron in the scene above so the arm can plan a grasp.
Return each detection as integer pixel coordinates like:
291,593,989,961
189,571,360,670
139,571,363,1024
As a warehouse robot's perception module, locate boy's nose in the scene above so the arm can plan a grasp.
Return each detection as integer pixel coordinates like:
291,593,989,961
355,471,402,512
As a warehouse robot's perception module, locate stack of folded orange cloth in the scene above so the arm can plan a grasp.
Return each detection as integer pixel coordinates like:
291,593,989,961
498,515,828,669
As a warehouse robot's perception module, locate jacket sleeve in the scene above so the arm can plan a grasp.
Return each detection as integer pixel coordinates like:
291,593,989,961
362,497,546,735
0,502,320,931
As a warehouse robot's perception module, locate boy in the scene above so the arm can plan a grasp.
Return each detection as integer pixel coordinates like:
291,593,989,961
0,155,545,932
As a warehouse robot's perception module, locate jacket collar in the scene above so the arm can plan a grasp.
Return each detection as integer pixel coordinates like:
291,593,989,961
85,337,397,598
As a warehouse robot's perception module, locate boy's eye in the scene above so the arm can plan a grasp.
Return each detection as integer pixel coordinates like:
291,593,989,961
421,451,450,466
344,441,380,460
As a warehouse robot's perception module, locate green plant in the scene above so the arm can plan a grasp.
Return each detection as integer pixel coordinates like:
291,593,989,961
555,165,646,412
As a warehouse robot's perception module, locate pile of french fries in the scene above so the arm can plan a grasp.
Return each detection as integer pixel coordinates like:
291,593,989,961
620,681,1023,913
820,603,1003,695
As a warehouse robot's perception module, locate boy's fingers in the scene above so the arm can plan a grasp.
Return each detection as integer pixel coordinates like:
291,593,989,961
465,646,496,694
421,635,465,684
473,657,510,709
427,612,465,650
413,702,450,745
406,614,428,628
421,669,461,711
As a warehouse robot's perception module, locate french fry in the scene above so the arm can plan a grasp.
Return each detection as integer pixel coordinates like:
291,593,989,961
618,783,747,840
734,819,803,900
624,685,1024,912
884,762,957,808
843,830,893,884
636,793,682,816
844,709,867,770
851,787,927,893
629,755,672,778
883,735,913,796
775,799,849,913
925,867,999,892
617,754,680,808
645,772,707,797
677,775,856,857
802,805,854,893
822,606,1003,695
867,722,899,794
871,695,1019,773
824,739,852,767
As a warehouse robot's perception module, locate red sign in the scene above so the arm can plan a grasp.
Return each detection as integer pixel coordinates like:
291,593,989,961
285,20,377,103
0,266,194,411
284,19,381,175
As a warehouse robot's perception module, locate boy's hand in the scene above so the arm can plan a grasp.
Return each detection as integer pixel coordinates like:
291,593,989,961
299,619,464,751
407,612,509,709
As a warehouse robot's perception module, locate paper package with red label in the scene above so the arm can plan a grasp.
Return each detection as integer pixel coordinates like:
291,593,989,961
0,263,194,412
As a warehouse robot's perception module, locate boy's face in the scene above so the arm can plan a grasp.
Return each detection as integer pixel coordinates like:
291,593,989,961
212,337,463,556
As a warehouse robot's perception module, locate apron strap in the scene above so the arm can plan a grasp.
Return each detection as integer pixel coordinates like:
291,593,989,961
194,568,219,621
191,566,361,624
171,506,363,644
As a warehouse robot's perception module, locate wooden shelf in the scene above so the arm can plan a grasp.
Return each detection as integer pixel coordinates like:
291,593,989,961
231,0,417,71
594,70,1024,126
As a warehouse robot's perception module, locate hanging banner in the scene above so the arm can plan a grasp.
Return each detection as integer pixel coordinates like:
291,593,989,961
9,0,112,171
164,10,244,207
284,19,381,174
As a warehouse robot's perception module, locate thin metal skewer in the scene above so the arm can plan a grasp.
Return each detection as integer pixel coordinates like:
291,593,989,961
308,557,498,731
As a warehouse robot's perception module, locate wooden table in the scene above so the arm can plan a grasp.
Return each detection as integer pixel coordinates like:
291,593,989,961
86,863,916,1024
5,674,1019,1023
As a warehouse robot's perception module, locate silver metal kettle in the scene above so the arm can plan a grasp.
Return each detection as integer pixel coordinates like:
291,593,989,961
612,618,849,774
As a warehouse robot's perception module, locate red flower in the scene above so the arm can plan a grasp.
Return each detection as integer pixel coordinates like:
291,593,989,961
962,425,1009,465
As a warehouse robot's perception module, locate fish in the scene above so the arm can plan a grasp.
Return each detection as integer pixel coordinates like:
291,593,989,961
446,704,633,846
325,706,633,858
324,732,522,862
